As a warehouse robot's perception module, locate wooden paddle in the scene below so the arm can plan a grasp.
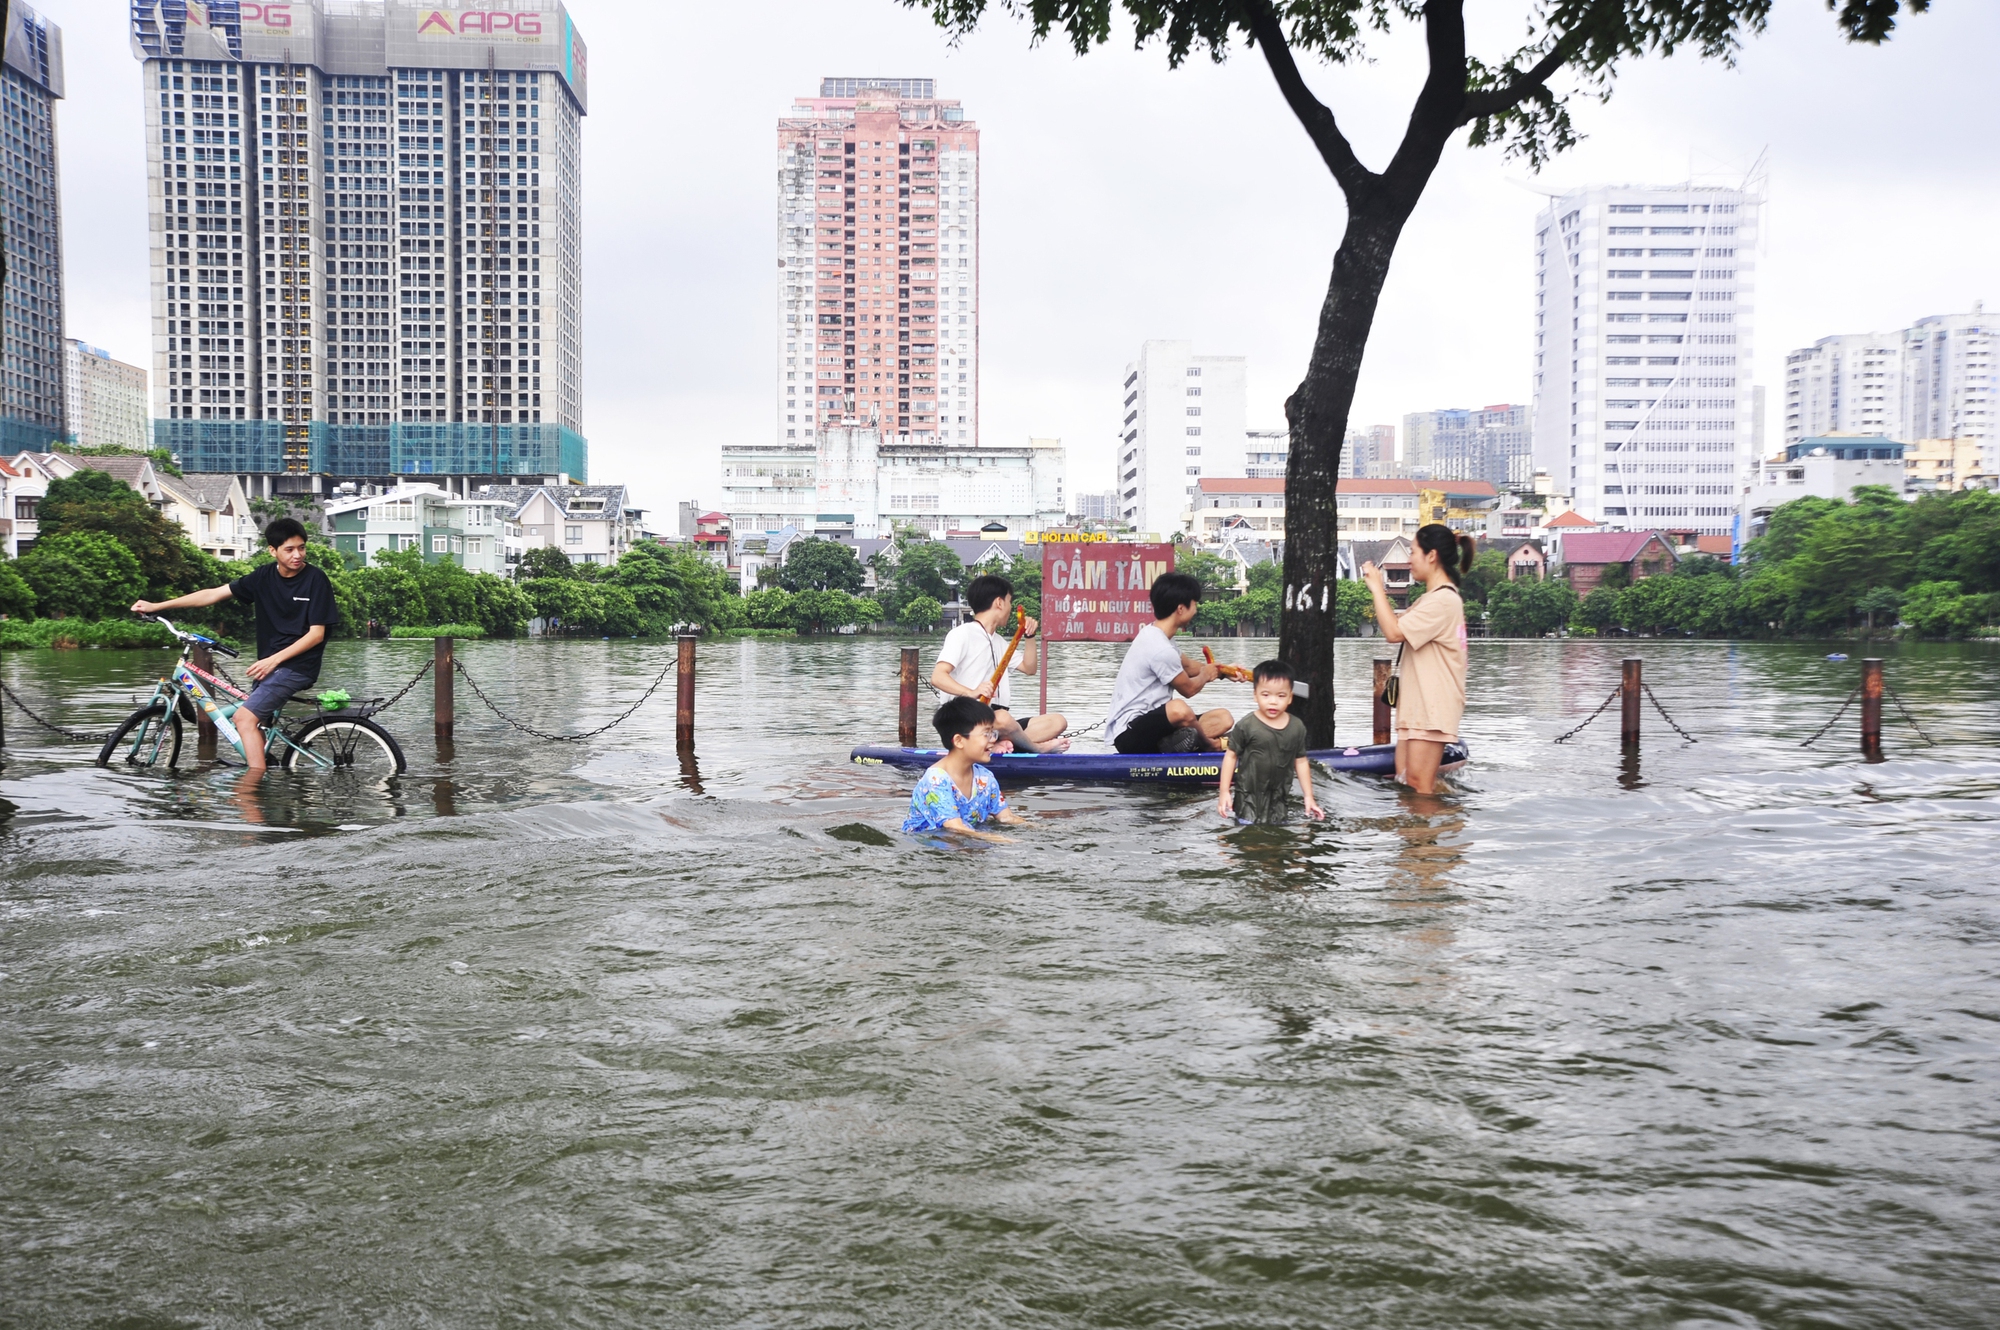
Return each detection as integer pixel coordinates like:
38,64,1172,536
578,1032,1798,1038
1201,645,1254,683
977,607,1028,704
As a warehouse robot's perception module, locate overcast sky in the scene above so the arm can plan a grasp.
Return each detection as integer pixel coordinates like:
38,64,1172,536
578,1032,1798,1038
41,0,2000,515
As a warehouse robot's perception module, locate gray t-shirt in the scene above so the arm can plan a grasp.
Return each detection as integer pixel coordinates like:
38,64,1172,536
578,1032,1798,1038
1104,624,1186,743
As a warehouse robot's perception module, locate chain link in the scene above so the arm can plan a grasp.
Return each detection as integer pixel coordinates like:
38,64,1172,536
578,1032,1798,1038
1552,684,1624,744
1640,681,1699,744
375,656,435,712
0,679,114,744
1883,685,1936,746
1798,683,1863,748
452,654,676,742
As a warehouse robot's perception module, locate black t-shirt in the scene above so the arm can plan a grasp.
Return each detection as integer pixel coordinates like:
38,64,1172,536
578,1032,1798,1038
228,561,337,679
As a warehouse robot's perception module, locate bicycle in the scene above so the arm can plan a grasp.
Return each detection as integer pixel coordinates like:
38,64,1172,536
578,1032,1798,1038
95,616,407,775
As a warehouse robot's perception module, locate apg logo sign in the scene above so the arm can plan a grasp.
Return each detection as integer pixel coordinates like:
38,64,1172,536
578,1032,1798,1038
240,1,293,28
418,8,545,38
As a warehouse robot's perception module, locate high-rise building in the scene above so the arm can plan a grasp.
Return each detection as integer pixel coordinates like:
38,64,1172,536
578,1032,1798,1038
776,79,975,446
1903,310,1998,468
2,2,66,455
1341,423,1394,479
1531,184,1760,535
1780,307,1997,469
1782,332,1904,446
1403,405,1531,486
129,0,589,485
65,341,149,451
1119,341,1246,535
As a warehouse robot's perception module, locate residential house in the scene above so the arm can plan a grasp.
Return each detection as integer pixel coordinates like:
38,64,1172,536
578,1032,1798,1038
0,456,48,557
156,472,256,560
1504,541,1548,580
690,511,732,569
481,484,638,568
1562,531,1678,597
325,483,516,576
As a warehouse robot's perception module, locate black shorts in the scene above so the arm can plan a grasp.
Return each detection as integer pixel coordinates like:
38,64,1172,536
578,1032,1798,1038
991,706,1046,731
1113,704,1184,755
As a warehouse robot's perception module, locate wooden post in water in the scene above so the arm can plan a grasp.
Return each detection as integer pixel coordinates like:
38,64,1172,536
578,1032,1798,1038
190,644,220,760
898,646,919,748
676,635,697,747
1621,657,1642,747
434,636,454,745
1860,658,1884,755
1372,657,1392,746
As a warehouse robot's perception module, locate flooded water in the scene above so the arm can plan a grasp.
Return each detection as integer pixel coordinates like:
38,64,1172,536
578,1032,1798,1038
3,635,1997,1327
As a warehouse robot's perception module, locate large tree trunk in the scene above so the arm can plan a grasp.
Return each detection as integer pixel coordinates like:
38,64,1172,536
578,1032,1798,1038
1279,195,1416,745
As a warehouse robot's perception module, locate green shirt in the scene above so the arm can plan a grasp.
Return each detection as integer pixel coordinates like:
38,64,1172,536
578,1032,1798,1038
1226,712,1310,823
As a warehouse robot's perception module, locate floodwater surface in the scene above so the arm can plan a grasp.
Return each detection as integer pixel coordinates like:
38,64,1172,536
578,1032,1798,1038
2,636,1997,1327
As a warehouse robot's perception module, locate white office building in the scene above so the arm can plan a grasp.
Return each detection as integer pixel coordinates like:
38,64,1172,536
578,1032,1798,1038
1531,184,1760,535
723,428,1062,541
1118,340,1246,536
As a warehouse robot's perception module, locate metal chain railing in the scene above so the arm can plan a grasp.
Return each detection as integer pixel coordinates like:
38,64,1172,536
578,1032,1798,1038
1553,685,1624,744
1884,685,1936,746
1798,684,1864,748
0,679,113,745
375,656,435,712
452,654,677,743
1641,681,1699,744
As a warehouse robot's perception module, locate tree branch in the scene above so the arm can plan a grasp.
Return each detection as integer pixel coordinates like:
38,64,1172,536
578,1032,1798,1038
1458,39,1575,125
1242,0,1374,199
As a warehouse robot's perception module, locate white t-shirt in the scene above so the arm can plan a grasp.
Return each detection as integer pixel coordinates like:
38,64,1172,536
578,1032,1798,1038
1104,624,1186,742
937,619,1025,710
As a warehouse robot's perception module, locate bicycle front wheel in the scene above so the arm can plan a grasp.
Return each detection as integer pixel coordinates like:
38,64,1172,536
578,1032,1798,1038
282,716,407,776
96,703,184,769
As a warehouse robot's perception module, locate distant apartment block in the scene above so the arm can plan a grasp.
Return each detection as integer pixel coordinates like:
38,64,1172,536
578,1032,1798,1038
1072,490,1118,521
2,2,66,455
1531,184,1760,536
777,79,976,444
1402,406,1531,487
1342,423,1394,478
64,341,149,451
1119,340,1247,534
1784,306,1997,471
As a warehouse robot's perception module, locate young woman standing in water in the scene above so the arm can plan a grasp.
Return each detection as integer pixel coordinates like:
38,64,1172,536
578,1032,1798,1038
1361,523,1474,794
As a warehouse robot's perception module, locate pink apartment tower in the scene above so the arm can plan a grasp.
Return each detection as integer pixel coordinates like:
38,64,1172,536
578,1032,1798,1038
776,78,978,445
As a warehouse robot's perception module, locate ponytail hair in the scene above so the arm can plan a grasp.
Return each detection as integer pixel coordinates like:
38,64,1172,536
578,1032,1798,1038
1413,523,1477,585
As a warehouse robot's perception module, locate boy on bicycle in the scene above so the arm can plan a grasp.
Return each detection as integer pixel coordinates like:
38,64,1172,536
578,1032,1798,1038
132,517,337,771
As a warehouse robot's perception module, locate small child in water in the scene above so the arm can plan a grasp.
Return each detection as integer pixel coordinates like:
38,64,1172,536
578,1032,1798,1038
1216,660,1325,825
903,696,1027,843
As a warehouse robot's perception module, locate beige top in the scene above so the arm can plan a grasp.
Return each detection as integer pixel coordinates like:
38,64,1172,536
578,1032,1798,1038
1395,584,1467,738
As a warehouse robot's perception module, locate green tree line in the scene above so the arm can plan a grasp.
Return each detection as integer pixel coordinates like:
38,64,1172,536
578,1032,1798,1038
1484,487,2000,641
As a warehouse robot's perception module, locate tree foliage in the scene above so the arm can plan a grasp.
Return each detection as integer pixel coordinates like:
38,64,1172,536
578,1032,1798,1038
36,469,221,598
779,538,868,594
517,545,577,581
17,531,146,620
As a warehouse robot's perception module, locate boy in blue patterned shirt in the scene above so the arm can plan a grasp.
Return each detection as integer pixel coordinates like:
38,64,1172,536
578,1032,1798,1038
903,697,1027,843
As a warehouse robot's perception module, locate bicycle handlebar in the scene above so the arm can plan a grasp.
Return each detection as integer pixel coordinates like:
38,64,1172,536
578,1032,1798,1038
140,614,240,658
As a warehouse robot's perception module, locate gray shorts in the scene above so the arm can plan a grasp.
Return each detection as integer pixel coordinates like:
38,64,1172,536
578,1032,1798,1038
241,664,318,722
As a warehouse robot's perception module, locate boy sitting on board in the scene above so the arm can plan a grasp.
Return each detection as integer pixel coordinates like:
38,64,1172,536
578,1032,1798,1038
930,573,1069,754
902,696,1027,843
1103,571,1234,753
1217,660,1326,824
